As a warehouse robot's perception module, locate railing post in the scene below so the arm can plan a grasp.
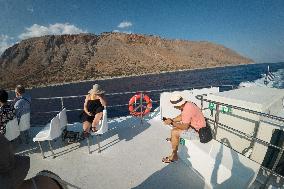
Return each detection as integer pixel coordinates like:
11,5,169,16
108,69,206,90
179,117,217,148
214,104,220,139
60,97,64,110
140,92,143,125
200,95,204,110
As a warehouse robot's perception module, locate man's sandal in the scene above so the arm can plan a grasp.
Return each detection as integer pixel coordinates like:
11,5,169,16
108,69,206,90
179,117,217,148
91,127,98,132
166,138,171,142
162,156,177,164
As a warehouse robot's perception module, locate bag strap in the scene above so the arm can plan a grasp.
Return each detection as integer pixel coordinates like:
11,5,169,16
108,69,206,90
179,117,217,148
21,97,31,104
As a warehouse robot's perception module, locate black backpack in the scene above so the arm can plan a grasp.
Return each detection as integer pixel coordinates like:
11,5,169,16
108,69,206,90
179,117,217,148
199,119,213,143
62,129,80,143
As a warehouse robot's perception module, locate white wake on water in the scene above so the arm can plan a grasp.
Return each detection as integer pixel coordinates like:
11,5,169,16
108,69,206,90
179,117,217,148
239,68,284,89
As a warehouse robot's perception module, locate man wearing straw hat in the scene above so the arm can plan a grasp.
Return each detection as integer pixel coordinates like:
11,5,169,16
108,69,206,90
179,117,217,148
162,93,205,163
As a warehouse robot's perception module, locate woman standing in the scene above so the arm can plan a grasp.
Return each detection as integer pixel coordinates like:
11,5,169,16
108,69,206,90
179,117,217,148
81,84,107,138
0,89,15,135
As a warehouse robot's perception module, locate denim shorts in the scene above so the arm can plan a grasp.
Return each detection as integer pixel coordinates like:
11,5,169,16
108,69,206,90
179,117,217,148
180,128,199,140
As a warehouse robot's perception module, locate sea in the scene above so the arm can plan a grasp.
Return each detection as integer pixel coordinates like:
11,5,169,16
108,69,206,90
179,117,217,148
14,62,283,126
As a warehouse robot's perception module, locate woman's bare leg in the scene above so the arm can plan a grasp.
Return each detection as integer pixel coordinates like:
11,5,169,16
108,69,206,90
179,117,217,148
83,121,92,133
91,112,103,130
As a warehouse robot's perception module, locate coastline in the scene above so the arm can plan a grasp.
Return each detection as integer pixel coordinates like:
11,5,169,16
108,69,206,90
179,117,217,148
28,62,257,89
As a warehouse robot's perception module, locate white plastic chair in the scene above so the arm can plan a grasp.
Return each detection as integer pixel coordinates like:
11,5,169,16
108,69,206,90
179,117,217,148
87,109,108,154
19,113,31,143
58,108,67,131
33,115,61,158
4,118,20,141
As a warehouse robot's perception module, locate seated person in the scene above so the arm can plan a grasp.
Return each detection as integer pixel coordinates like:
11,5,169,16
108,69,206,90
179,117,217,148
14,85,31,123
0,134,67,189
81,84,107,138
162,93,205,163
0,89,16,135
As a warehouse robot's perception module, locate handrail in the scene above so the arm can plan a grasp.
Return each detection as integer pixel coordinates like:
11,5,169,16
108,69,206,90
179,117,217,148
197,94,284,187
33,84,234,100
196,94,284,122
30,85,232,116
34,100,160,114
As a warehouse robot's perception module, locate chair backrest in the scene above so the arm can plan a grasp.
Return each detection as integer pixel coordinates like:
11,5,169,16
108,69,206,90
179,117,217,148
95,109,108,135
48,115,61,140
4,118,20,141
19,113,31,132
58,108,67,130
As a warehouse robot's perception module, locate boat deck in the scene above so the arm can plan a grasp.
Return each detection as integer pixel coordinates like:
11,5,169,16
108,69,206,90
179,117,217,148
14,112,209,189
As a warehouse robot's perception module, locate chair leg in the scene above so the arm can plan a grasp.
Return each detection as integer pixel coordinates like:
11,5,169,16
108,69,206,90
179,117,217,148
96,135,101,153
48,141,55,158
38,141,45,159
24,130,30,144
87,136,91,154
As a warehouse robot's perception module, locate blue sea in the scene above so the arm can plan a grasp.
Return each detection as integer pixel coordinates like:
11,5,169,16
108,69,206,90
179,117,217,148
17,62,284,126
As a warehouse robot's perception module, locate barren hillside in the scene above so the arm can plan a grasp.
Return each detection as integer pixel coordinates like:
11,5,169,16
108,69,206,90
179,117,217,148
0,32,253,89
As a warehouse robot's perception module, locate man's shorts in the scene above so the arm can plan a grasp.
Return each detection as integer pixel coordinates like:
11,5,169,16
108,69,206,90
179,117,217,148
180,128,199,140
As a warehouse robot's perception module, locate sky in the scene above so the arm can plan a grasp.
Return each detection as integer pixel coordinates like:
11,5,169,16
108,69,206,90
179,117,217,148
0,0,283,63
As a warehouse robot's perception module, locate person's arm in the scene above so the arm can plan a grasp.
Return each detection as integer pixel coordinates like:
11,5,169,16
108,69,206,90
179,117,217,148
83,95,93,116
171,121,190,130
13,100,21,120
8,106,16,120
97,94,107,107
172,114,182,122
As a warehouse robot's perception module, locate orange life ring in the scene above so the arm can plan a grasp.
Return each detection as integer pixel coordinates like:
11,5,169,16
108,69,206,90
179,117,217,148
129,93,152,117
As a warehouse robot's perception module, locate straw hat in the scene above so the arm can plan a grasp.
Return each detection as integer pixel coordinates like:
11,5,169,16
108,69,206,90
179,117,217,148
0,134,30,189
170,93,186,107
88,84,105,95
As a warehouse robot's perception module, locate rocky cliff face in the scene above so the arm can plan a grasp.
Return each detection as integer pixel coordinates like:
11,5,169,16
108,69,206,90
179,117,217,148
0,32,253,89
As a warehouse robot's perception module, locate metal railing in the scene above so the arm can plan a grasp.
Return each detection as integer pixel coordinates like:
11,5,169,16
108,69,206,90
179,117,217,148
33,84,234,115
196,94,284,188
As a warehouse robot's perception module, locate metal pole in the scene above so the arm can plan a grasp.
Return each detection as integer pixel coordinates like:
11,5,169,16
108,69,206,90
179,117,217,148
60,97,64,110
48,141,55,158
38,141,45,159
140,92,143,125
214,104,220,139
96,135,101,153
87,136,91,154
200,95,204,110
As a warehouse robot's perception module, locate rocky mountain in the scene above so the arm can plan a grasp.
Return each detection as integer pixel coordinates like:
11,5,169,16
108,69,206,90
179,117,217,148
0,32,253,89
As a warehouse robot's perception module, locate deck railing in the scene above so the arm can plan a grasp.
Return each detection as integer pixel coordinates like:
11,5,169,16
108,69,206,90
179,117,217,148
33,84,235,115
196,94,284,188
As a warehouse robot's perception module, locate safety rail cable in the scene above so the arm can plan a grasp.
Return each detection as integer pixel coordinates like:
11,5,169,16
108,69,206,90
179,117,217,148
35,100,160,114
207,118,284,181
196,95,284,122
30,84,234,114
197,94,284,186
33,84,234,100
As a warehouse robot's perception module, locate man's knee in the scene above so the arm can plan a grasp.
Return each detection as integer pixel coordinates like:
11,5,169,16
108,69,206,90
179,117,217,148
171,128,182,137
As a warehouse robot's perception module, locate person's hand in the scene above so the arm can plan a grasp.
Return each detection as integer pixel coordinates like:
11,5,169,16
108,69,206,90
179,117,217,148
86,111,93,116
164,118,173,125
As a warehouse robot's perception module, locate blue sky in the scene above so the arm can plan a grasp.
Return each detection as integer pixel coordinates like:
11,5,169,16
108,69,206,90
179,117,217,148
0,0,283,63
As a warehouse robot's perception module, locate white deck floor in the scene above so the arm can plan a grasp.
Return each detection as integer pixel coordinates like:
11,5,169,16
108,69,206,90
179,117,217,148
14,112,209,189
